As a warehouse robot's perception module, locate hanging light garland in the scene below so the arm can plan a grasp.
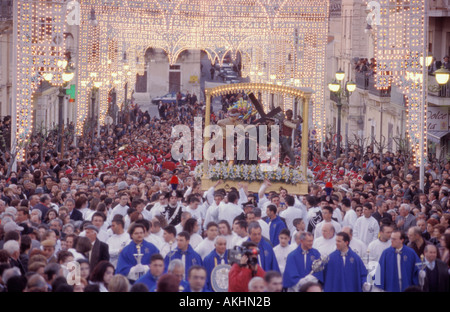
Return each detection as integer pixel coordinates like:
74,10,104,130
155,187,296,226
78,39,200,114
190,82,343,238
16,0,330,145
74,0,330,138
371,0,427,166
13,0,67,161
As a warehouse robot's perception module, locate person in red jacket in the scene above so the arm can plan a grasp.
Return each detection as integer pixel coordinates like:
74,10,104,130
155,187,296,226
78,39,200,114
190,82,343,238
170,169,179,191
228,241,265,292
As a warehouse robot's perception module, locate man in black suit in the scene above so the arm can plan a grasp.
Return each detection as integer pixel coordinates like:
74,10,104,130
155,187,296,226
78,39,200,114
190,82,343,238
4,240,26,275
85,225,110,271
150,181,170,202
422,244,449,292
66,198,83,221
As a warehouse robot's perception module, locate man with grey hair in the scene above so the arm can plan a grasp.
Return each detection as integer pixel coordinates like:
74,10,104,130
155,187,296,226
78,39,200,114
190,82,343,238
283,231,323,291
62,223,75,236
30,209,42,224
167,259,188,291
396,203,416,232
26,273,48,292
4,240,26,275
203,235,228,291
49,218,63,233
248,276,266,292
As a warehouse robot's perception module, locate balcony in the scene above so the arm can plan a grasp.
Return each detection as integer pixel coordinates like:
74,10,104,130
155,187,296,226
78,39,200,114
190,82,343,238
429,0,450,15
0,1,12,21
355,71,391,97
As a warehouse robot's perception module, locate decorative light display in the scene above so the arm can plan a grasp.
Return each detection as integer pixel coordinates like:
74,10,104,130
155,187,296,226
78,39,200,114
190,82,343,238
12,0,68,161
73,0,330,139
370,0,427,166
14,1,330,150
14,0,431,168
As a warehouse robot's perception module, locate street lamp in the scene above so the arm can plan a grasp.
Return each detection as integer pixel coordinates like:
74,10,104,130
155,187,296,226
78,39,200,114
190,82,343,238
335,69,345,81
58,64,75,154
328,70,355,158
434,66,450,85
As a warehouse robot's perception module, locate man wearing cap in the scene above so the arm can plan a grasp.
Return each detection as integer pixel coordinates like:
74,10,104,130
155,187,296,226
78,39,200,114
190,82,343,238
85,224,110,270
3,221,24,235
161,190,185,226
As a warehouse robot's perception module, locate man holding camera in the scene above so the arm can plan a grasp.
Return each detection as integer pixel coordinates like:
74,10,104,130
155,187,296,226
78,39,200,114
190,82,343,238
228,241,265,292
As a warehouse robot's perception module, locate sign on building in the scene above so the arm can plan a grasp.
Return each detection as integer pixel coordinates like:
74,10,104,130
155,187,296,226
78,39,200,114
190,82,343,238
427,107,449,131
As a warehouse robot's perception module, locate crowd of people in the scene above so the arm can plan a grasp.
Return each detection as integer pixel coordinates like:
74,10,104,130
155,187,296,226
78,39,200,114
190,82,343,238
0,91,449,293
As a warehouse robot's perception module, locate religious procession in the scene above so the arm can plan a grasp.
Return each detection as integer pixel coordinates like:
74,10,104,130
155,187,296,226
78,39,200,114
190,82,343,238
1,0,450,294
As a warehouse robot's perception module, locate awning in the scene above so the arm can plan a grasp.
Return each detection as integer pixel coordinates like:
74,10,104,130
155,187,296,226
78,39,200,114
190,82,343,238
428,131,450,143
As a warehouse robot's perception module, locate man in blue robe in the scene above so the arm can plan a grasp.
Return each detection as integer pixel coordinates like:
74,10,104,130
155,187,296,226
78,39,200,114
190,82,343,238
283,232,323,290
116,223,160,278
323,232,367,292
265,205,287,246
135,254,165,291
203,236,229,291
183,265,211,292
247,222,280,272
164,231,203,280
376,230,420,292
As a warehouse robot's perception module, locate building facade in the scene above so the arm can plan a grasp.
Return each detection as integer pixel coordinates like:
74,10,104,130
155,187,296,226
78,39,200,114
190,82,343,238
326,0,450,160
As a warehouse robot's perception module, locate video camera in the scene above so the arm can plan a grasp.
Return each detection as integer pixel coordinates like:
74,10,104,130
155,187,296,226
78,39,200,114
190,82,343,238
227,245,260,266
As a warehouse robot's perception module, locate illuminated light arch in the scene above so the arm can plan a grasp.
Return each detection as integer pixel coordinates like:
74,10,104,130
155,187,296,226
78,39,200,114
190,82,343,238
13,0,333,161
371,0,428,166
74,0,330,140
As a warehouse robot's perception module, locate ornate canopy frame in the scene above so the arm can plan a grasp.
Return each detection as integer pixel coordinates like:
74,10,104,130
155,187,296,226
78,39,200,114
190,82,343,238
202,82,313,194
